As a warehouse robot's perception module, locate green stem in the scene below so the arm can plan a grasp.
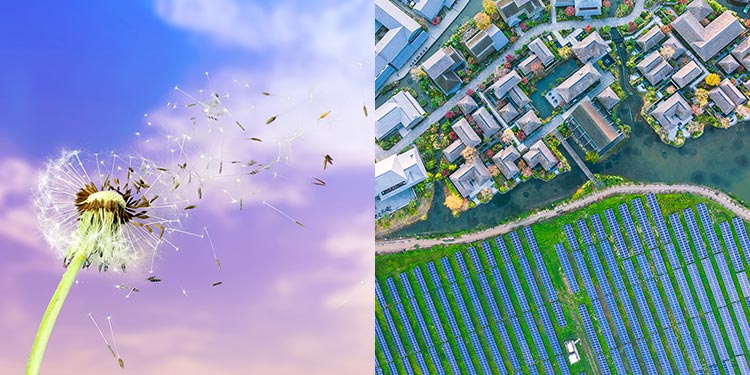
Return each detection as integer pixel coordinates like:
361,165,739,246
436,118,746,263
26,251,86,375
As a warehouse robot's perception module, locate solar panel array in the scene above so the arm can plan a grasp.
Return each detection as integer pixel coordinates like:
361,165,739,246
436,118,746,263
684,208,710,259
721,221,745,271
413,267,460,374
579,304,611,375
555,243,579,294
697,204,723,255
619,204,644,255
377,280,414,375
591,214,608,241
564,223,579,251
523,229,568,328
632,198,658,250
670,213,696,265
375,356,384,375
605,208,629,257
577,219,594,246
376,319,400,375
646,194,672,245
386,278,429,374
399,273,446,375
734,217,750,262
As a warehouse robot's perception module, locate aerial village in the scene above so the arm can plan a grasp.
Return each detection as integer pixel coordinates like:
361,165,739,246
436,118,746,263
374,0,750,229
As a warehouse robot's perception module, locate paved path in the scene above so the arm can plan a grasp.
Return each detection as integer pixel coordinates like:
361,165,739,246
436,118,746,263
553,129,599,185
375,0,647,161
375,183,750,252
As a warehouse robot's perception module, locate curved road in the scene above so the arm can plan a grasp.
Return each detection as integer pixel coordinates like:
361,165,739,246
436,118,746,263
375,183,750,253
375,0,648,161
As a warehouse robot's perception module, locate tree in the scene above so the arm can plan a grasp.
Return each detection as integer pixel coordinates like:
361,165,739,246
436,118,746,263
585,25,593,33
694,88,709,107
488,165,501,177
445,110,456,120
603,0,611,7
444,194,464,212
483,0,498,16
565,6,575,16
660,24,672,34
585,151,600,163
705,73,721,87
660,45,675,60
461,146,478,162
530,60,544,76
478,188,494,203
558,46,573,59
628,21,636,32
411,67,427,81
720,117,731,128
474,12,491,30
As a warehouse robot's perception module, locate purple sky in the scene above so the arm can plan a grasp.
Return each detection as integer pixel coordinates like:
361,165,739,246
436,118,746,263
0,1,373,373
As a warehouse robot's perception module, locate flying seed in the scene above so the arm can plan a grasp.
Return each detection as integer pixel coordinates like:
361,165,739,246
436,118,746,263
248,137,262,142
312,177,326,186
184,205,197,210
323,154,333,170
262,92,270,96
118,357,125,369
198,187,203,199
185,103,197,107
156,167,169,172
235,120,246,131
212,281,223,287
219,160,223,174
266,115,277,125
318,110,331,120
363,104,368,117
239,199,243,210
146,276,161,282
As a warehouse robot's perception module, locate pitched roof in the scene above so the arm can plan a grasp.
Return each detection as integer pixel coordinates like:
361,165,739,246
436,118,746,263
449,159,492,198
719,54,740,74
572,32,609,63
523,140,558,171
710,78,747,115
414,0,450,20
596,86,620,110
452,118,481,147
636,26,666,52
494,0,543,26
557,63,602,103
528,38,555,66
650,93,693,133
457,95,479,114
375,147,428,199
636,50,673,85
672,1,744,61
662,35,687,60
671,60,702,88
518,54,542,76
375,0,422,73
443,139,466,162
375,90,426,140
491,145,521,179
570,98,621,152
490,70,522,98
473,107,502,137
498,102,520,123
733,37,750,70
516,110,542,135
464,25,509,61
422,46,466,94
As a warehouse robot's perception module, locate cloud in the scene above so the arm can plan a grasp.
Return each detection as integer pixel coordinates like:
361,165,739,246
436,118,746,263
0,156,45,251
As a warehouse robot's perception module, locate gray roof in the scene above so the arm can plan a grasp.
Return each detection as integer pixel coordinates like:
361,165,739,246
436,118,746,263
650,93,693,133
710,78,747,115
375,90,426,140
443,139,466,162
518,54,542,76
375,0,422,74
498,102,520,123
516,110,542,135
523,140,558,171
375,147,428,200
450,159,492,198
495,0,543,26
528,38,555,66
457,95,479,114
572,32,609,63
464,25,510,62
491,145,521,179
596,86,620,110
719,54,740,74
571,98,621,152
452,118,481,147
473,107,502,137
557,63,602,103
662,35,687,60
732,37,750,69
672,1,744,61
414,0,453,20
422,46,466,94
490,70,522,98
636,26,666,52
636,51,673,86
671,60,702,88
508,86,531,108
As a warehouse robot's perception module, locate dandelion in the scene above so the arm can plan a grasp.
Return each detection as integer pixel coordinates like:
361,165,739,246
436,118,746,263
27,150,192,374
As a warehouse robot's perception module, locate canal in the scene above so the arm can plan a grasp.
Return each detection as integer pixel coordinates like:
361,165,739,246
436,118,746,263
387,26,750,239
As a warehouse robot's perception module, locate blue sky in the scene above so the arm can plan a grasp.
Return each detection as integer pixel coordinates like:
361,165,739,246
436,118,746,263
0,1,373,373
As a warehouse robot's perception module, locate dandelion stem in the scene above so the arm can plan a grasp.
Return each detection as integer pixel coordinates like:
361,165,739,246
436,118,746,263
26,251,86,375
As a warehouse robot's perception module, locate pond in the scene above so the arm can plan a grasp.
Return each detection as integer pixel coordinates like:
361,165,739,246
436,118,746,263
529,58,581,119
386,28,750,239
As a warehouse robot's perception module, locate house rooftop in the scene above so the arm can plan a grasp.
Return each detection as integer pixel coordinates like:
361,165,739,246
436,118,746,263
375,90,426,140
490,70,522,98
557,63,602,103
710,78,747,115
517,110,542,135
422,46,466,94
570,97,622,153
473,107,502,137
452,117,481,147
528,38,555,66
719,54,740,74
464,24,509,62
596,86,620,110
671,60,702,89
491,145,521,179
443,139,466,163
672,0,744,61
375,147,428,200
523,140,558,171
636,50,673,86
636,26,666,52
572,32,609,63
650,92,693,133
449,159,492,198
662,35,687,60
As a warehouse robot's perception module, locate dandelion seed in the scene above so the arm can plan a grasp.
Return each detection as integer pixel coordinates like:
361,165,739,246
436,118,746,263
106,316,124,369
318,110,331,120
88,313,116,358
323,154,333,170
363,104,368,117
212,281,223,287
265,115,277,125
311,177,326,186
146,276,161,283
262,92,271,96
248,137,262,142
204,227,220,271
263,200,304,227
235,120,245,131
184,205,197,210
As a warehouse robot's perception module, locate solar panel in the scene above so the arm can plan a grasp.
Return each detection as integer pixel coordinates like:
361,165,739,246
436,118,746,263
498,241,531,313
427,262,462,338
551,301,567,328
454,337,477,375
646,194,672,245
690,315,718,368
684,208,709,259
510,232,544,308
455,253,490,328
382,308,409,361
376,320,394,363
688,262,732,362
440,257,457,285
387,277,430,374
596,352,613,375
600,240,627,292
651,248,668,277
591,302,627,375
573,250,597,299
454,251,471,279
732,217,750,263
587,245,613,297
718,305,743,360
605,208,629,258
469,331,492,375
442,342,462,374
483,326,509,375
731,300,750,364
400,273,446,374
619,203,644,255
490,267,517,319
556,353,573,375
523,226,538,252
555,243,579,294
376,281,387,307
715,256,740,304
532,251,560,302
495,236,513,264
739,271,750,303
564,224,579,251
633,198,658,250
375,357,384,375
720,221,745,272
509,316,535,369
426,346,446,375
737,356,750,375
591,213,608,241
670,213,695,265
697,204,722,254
622,343,643,375
578,304,603,354
660,273,702,371
701,258,727,308
577,219,594,246
523,311,551,364
636,338,659,375
414,267,448,343
468,246,485,273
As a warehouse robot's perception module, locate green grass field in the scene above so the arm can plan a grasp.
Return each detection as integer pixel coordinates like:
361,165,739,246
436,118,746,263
375,193,750,375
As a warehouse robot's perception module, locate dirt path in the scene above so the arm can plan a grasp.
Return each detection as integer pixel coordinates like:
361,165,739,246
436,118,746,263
375,183,750,253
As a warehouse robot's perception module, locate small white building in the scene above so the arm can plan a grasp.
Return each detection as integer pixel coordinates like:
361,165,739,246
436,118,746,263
375,147,428,202
375,90,426,141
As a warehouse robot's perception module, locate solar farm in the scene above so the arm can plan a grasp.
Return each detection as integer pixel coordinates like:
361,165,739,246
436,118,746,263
375,193,750,374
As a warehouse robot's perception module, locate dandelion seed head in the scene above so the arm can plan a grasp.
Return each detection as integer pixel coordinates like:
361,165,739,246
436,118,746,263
35,150,189,272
